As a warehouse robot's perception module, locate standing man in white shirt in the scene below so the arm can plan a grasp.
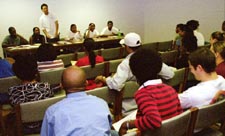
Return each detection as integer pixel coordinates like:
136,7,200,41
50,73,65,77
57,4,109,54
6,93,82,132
101,21,119,36
39,3,59,43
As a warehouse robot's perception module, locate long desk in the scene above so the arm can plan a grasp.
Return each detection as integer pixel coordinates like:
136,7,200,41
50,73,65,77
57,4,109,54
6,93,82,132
3,36,122,57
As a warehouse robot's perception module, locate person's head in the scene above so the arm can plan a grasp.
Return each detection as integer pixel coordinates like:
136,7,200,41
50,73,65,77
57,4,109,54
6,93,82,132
70,24,77,33
37,43,57,61
33,27,40,35
41,3,48,15
107,20,113,30
120,32,142,53
89,23,95,31
8,27,17,37
222,21,225,32
178,24,193,37
83,38,96,68
176,23,184,34
188,48,216,80
210,41,225,65
210,31,224,45
186,20,199,31
129,48,162,85
13,55,38,82
61,66,87,94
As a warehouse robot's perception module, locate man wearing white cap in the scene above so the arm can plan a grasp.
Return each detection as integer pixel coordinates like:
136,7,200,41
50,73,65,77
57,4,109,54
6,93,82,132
96,32,175,91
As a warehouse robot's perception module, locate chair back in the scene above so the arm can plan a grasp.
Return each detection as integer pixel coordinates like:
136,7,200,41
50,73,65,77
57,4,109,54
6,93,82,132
157,40,173,51
80,62,106,79
15,95,65,136
164,68,186,93
195,99,225,131
56,53,75,67
142,42,158,52
159,50,178,66
142,108,198,136
122,81,140,99
0,76,20,94
39,68,65,85
105,59,123,76
101,47,122,61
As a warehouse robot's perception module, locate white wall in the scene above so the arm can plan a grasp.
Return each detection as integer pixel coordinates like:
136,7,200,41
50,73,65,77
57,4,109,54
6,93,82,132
0,0,145,58
143,0,225,43
0,0,224,58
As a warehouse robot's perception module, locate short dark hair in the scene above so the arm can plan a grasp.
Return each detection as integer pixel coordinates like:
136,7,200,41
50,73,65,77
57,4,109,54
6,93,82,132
13,55,38,81
33,27,39,33
41,3,48,9
129,48,162,85
211,31,224,42
37,43,57,61
8,27,15,33
189,48,216,73
186,20,199,30
107,21,113,25
70,24,76,31
176,23,184,29
89,23,95,26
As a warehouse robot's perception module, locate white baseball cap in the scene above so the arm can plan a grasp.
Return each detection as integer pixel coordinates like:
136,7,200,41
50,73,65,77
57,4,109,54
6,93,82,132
120,32,141,47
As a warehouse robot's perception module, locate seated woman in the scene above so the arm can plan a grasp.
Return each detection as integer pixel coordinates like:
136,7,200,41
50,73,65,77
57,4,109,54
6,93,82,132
37,43,64,72
210,31,224,45
210,41,225,78
8,55,54,134
76,38,104,90
29,27,45,45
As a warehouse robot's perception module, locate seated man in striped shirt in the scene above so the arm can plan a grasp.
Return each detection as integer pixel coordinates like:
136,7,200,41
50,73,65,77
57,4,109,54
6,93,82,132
118,48,183,135
37,43,64,72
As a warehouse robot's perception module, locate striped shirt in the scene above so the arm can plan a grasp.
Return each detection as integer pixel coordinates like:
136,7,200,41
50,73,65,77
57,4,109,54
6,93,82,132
134,79,182,131
37,59,64,72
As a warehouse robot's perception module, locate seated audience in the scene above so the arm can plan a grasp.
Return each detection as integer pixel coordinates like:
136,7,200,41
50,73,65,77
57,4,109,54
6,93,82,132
67,24,82,41
222,21,225,35
0,58,14,78
29,27,45,45
178,48,225,109
41,66,112,136
76,38,104,90
8,55,54,134
37,43,64,72
100,20,119,36
210,31,224,45
2,27,28,48
176,24,198,68
118,48,182,135
84,23,99,38
173,23,184,49
210,41,225,78
76,38,104,67
186,20,205,46
96,32,175,91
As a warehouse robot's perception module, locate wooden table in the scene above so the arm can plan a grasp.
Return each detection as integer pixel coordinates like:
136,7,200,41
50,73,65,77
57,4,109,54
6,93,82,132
3,36,122,57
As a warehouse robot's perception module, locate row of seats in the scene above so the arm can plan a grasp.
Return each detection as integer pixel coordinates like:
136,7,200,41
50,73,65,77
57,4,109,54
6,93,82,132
9,80,225,136
56,40,175,67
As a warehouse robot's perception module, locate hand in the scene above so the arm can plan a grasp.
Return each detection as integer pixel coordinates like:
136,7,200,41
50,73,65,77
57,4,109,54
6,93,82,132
95,75,105,83
119,122,127,136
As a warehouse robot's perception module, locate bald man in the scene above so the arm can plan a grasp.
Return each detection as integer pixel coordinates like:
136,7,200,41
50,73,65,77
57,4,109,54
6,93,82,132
41,66,112,136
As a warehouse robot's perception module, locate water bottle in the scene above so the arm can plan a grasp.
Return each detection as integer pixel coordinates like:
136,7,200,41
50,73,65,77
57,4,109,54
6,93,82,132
118,29,122,38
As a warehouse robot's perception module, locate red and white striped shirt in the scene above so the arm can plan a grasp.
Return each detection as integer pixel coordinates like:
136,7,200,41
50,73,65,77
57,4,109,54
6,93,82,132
37,59,64,72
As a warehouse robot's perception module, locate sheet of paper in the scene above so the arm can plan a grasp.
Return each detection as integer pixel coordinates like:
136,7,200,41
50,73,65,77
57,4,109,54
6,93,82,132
112,110,137,132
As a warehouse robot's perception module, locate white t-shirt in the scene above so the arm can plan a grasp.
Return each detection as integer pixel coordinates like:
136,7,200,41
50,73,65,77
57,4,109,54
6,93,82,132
67,31,82,41
178,75,225,109
194,30,205,46
100,27,119,35
39,12,58,38
85,30,99,38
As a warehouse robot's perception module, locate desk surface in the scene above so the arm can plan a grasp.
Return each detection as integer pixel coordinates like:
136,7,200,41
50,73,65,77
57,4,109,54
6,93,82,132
4,36,122,57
